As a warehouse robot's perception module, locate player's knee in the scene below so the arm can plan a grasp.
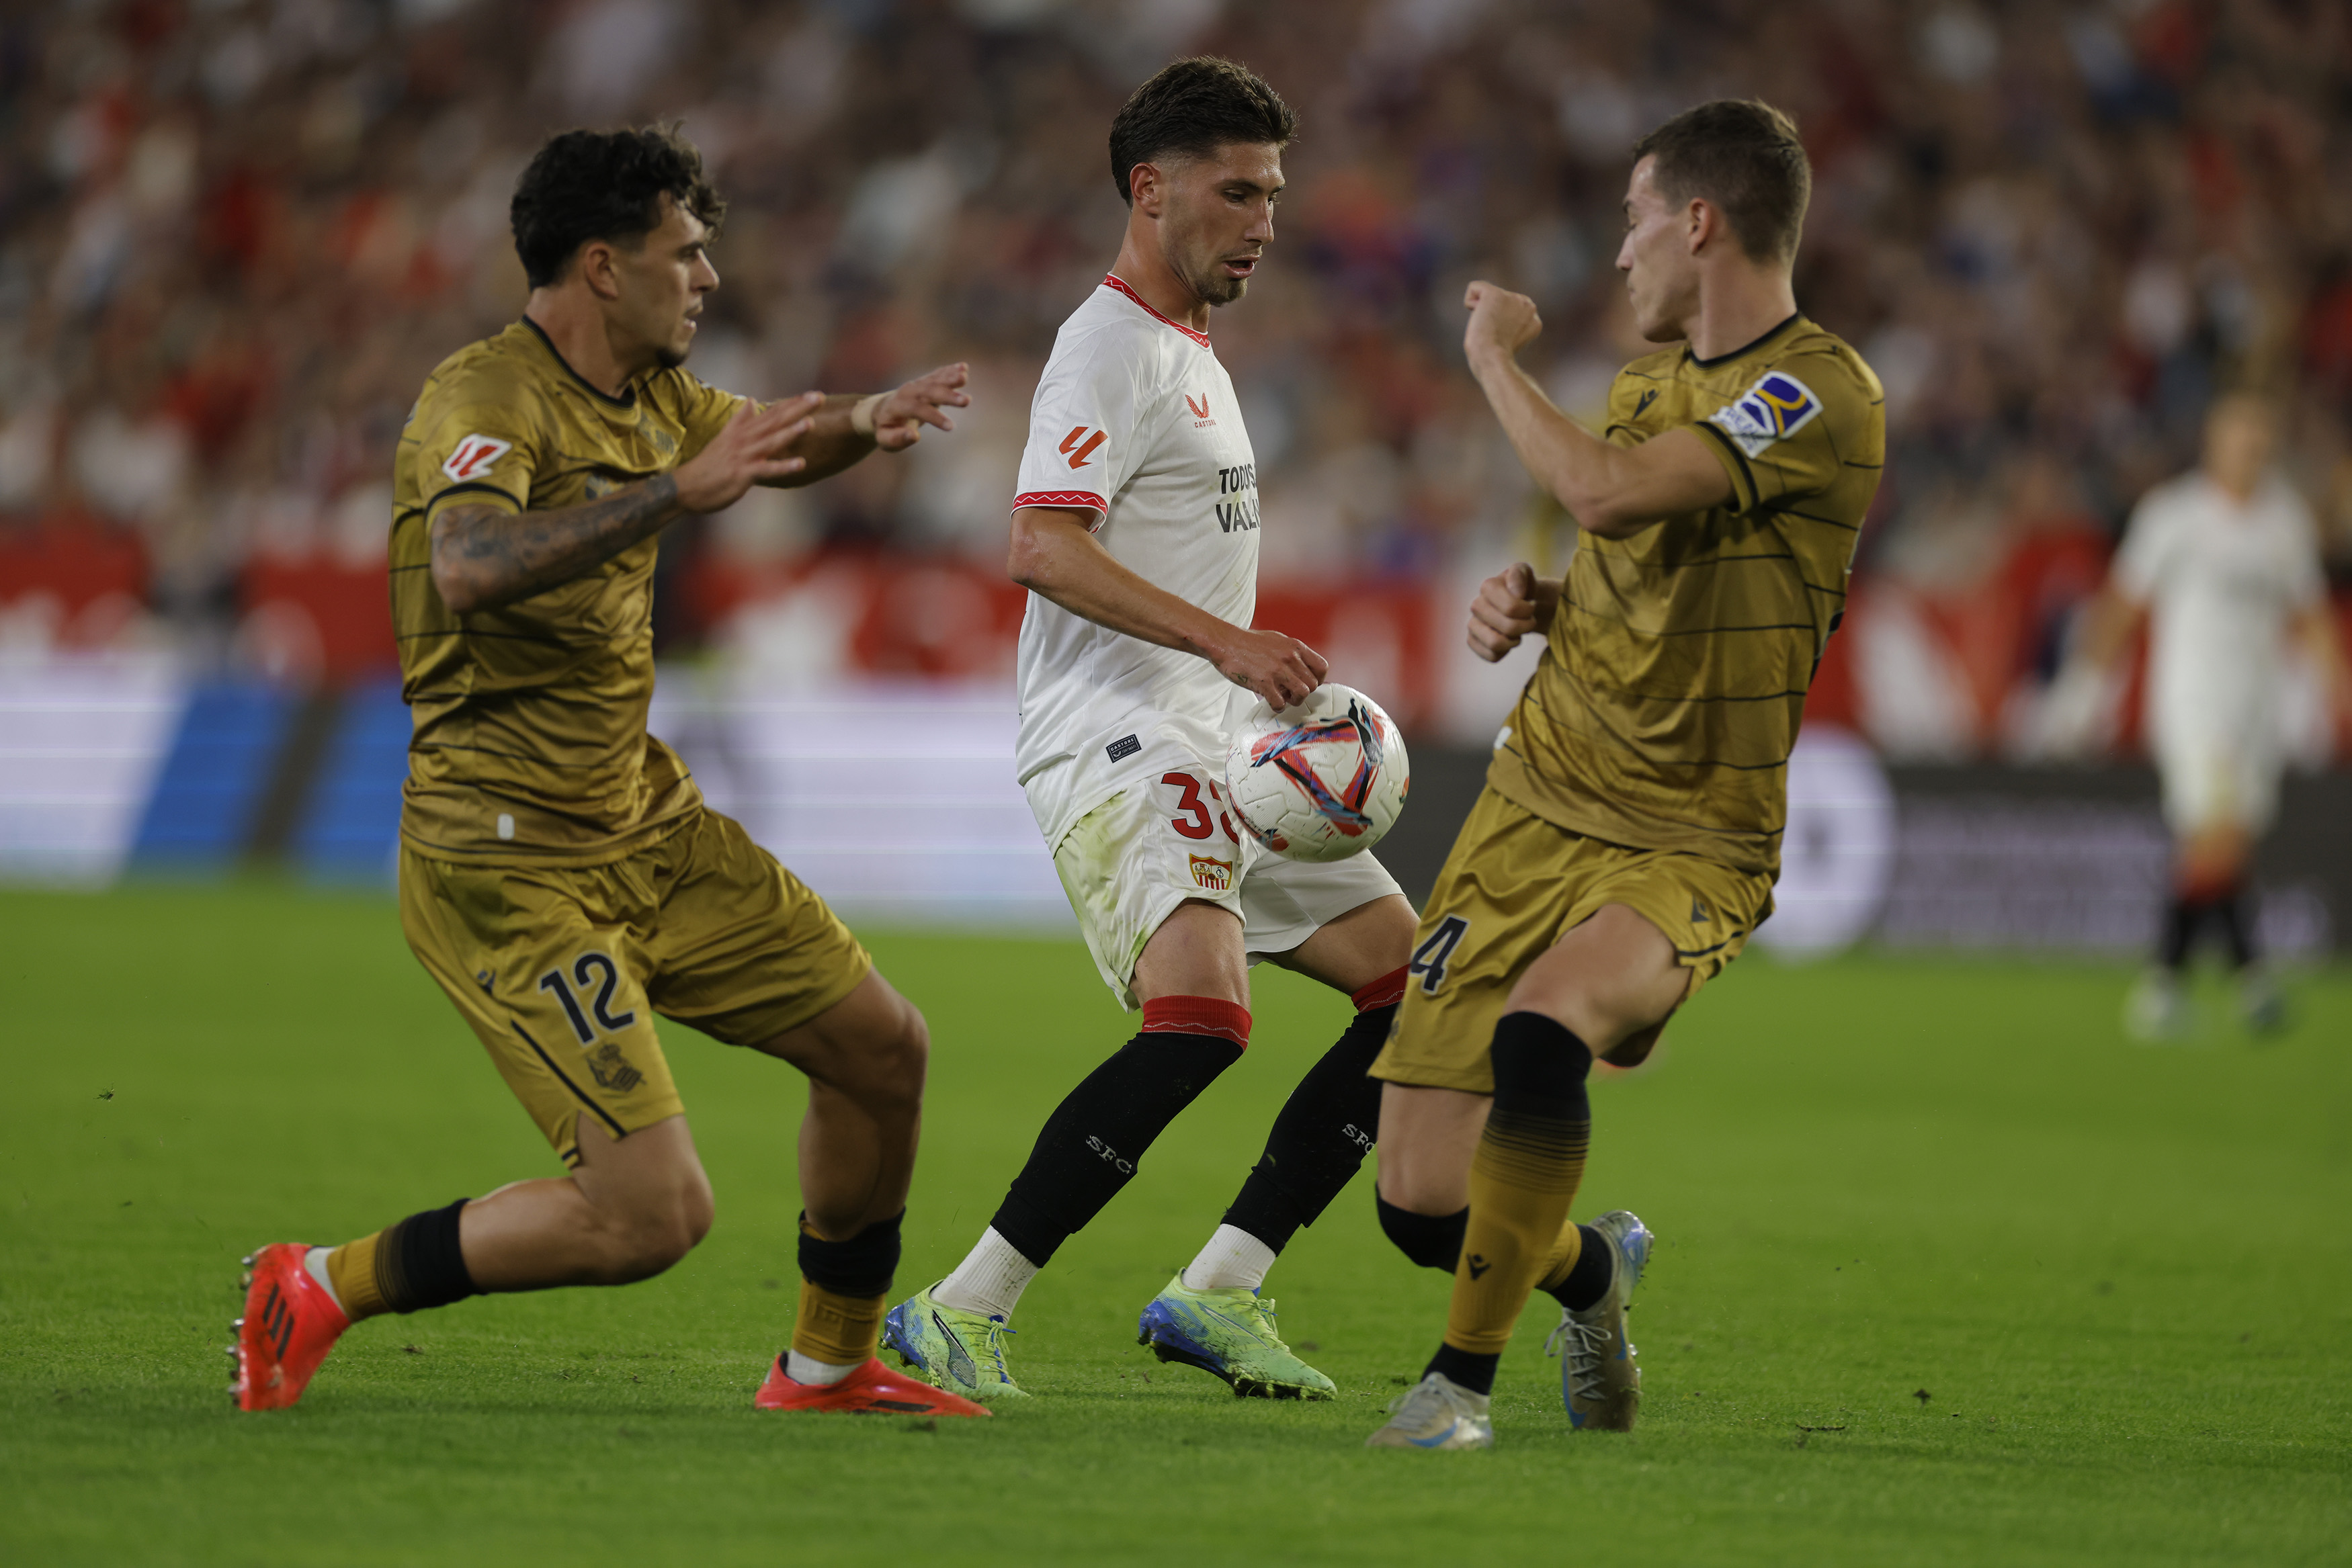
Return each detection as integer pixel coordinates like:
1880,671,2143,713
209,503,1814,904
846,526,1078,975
1376,1193,1465,1273
597,1179,712,1281
678,1168,716,1250
1511,978,1672,1057
866,998,929,1109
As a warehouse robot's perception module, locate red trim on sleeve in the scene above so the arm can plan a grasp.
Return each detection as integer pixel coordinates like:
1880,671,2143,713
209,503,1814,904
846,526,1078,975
1101,275,1211,348
1012,490,1108,513
1350,965,1409,1013
1139,995,1252,1049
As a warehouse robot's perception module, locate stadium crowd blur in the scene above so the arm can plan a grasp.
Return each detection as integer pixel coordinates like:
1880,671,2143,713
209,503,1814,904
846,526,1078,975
4,0,2351,754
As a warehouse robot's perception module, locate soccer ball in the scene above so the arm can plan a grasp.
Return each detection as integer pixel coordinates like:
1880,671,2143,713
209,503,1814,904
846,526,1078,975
1224,684,1410,862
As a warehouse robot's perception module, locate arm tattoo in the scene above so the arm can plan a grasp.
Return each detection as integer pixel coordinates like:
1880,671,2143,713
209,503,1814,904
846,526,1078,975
431,474,681,613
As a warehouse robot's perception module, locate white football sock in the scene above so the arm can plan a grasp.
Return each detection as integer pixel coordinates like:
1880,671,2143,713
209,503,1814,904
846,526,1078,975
1181,1224,1277,1292
303,1246,347,1313
784,1350,859,1386
933,1227,1038,1319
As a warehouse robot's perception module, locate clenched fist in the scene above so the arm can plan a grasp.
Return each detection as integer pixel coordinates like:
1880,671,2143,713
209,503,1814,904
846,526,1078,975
1463,280,1544,367
1467,561,1561,662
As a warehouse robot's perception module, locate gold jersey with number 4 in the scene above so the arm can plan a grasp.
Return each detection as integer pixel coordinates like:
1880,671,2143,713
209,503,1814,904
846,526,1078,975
390,318,749,867
1490,314,1884,879
1374,317,1882,1096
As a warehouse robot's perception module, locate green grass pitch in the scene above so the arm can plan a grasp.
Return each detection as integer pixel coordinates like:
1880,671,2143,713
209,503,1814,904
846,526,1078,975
1,883,2347,1566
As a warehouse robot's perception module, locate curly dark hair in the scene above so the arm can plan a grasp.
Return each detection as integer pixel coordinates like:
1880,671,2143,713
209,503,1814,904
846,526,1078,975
509,124,727,290
1631,99,1811,265
1107,56,1297,206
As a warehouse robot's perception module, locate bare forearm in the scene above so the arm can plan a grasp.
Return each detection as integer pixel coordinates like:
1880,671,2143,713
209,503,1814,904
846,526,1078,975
1468,348,1632,533
765,394,876,488
430,479,681,614
2073,589,2144,672
1009,515,1237,662
2296,605,2352,710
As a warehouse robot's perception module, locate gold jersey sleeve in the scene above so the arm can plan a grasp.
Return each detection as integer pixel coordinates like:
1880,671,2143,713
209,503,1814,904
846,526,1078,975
1488,316,1884,877
390,320,749,867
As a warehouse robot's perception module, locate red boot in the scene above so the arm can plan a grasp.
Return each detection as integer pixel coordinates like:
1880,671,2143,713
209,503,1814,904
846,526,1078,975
754,1356,991,1417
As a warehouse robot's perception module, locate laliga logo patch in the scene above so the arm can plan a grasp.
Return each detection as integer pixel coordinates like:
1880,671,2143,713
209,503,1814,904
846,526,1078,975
1706,372,1822,459
442,433,512,482
1060,425,1107,469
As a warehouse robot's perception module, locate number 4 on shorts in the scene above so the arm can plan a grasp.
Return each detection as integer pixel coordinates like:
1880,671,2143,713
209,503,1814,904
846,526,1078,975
1409,916,1470,995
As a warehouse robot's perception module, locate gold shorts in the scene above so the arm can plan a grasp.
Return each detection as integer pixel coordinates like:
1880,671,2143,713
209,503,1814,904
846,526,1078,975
1370,787,1773,1095
399,806,872,1164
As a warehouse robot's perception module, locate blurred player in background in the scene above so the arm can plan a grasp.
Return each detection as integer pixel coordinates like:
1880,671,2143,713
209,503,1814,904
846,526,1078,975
232,126,989,1419
2050,392,2351,1039
1365,101,1884,1449
884,58,1416,1403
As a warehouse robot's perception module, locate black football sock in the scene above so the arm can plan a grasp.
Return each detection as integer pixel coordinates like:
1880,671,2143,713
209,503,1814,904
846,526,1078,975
2214,888,2257,969
792,1209,902,1370
1220,980,1401,1252
1378,1195,1467,1273
990,996,1250,1268
1542,1223,1614,1312
325,1199,479,1321
2158,895,2206,970
1425,1342,1501,1397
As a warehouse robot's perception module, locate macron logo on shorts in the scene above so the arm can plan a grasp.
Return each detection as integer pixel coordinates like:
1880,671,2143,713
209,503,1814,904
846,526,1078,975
442,434,513,482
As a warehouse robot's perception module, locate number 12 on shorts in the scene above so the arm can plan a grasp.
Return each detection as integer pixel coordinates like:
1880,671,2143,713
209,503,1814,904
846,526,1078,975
1409,915,1469,995
538,952,638,1045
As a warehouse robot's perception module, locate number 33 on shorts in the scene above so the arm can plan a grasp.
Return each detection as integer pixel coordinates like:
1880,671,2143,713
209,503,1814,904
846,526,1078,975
1158,769,1241,891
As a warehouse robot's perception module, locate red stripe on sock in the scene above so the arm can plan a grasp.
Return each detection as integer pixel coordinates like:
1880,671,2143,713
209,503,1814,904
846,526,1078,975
1351,965,1409,1013
1140,995,1251,1048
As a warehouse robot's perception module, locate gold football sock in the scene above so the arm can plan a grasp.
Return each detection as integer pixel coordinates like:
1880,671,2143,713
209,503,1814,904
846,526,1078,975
325,1233,390,1321
325,1199,479,1322
1442,1104,1588,1355
1437,1012,1595,1374
791,1280,886,1368
1534,1215,1586,1298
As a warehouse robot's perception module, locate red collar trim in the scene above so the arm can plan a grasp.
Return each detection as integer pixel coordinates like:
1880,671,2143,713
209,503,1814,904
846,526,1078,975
1101,274,1210,347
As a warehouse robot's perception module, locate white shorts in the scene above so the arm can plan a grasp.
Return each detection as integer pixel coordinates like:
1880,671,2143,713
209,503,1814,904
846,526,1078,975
1046,765,1402,1010
2157,735,2282,836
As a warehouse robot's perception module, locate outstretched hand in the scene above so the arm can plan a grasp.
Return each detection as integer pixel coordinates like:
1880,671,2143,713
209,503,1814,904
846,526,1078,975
1467,561,1560,662
872,362,971,451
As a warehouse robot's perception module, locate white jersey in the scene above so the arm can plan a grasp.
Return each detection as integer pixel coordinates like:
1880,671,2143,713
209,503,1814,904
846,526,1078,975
1012,274,1261,840
2113,470,2324,754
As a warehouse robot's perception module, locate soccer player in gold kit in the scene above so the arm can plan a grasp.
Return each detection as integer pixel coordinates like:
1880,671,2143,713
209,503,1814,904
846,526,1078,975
1365,101,1885,1448
231,126,989,1418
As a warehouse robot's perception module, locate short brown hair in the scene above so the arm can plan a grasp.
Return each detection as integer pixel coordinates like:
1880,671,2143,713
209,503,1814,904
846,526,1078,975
1108,56,1297,206
1632,99,1810,265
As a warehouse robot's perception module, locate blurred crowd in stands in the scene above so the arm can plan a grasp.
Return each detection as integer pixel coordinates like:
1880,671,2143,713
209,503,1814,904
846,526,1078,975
3,0,2349,754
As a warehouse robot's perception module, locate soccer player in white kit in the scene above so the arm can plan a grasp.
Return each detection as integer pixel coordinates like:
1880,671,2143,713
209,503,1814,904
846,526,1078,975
882,58,1417,1401
2055,392,2351,1037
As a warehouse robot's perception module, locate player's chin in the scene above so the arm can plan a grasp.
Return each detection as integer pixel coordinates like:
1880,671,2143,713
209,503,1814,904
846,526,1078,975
1201,266,1255,306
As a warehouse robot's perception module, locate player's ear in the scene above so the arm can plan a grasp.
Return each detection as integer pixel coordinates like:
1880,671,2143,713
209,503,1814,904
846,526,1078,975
578,238,623,301
1685,198,1712,255
1130,161,1163,216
